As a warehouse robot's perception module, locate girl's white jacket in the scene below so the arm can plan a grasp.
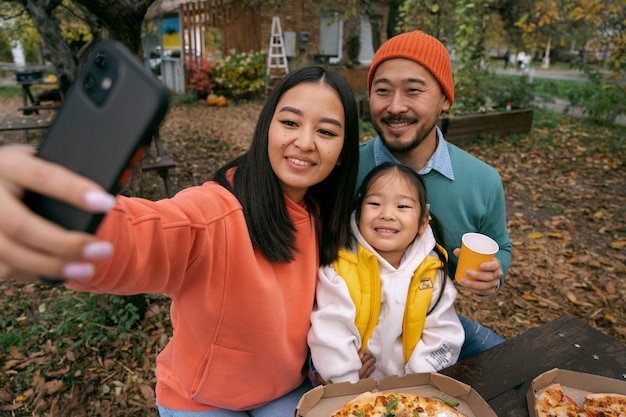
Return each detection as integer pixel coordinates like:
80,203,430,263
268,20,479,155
308,213,464,383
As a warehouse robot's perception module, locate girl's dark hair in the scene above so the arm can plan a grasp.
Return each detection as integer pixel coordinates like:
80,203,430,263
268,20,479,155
354,162,448,272
213,66,359,265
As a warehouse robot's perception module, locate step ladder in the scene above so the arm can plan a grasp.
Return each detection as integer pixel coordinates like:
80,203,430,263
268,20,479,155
267,16,289,91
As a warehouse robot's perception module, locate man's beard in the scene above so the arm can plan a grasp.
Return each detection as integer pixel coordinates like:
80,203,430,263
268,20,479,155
374,116,437,154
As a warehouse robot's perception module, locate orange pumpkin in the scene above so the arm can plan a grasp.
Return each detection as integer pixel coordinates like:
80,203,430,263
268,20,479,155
216,96,228,107
207,94,218,106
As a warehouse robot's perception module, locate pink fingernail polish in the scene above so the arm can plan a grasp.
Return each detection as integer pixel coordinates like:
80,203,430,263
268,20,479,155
83,242,113,260
84,191,116,212
63,263,94,280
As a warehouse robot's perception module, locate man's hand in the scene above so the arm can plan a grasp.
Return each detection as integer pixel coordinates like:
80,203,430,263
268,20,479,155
453,248,502,296
358,352,376,379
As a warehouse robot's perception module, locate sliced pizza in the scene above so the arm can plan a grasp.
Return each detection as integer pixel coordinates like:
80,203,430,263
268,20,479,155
329,390,468,417
534,383,588,417
583,392,626,417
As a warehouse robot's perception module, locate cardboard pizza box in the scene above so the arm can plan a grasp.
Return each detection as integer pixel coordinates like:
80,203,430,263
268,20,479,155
295,372,497,417
526,368,626,417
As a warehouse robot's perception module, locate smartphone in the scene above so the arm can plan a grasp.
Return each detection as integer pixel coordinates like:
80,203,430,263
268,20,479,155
23,39,170,233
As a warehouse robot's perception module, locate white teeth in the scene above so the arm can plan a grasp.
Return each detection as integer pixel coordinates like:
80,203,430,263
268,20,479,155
287,157,313,166
388,122,410,128
376,228,398,233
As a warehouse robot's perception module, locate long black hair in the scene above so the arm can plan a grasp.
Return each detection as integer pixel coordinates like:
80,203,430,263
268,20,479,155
213,66,359,265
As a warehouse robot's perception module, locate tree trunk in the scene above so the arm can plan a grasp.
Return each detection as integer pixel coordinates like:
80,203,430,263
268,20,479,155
385,0,403,40
74,0,156,60
21,0,77,93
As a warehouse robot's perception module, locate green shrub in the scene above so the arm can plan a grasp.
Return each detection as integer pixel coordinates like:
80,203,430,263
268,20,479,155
212,50,267,100
484,73,534,110
532,78,575,101
172,91,201,105
566,71,625,125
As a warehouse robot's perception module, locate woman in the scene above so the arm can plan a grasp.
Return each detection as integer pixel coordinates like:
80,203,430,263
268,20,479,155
0,66,360,416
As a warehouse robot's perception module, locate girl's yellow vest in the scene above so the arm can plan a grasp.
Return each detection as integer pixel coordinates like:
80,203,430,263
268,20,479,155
332,242,446,363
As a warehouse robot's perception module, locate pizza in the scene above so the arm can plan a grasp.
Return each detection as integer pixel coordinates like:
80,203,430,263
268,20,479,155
583,392,626,417
535,383,587,417
535,383,626,417
329,391,468,417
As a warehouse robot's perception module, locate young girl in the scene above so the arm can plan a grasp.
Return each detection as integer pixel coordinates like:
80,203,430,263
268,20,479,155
0,66,360,416
308,162,464,384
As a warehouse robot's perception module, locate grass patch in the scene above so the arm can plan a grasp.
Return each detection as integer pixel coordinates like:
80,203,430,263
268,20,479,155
531,78,587,102
493,73,586,102
0,84,58,99
0,85,22,97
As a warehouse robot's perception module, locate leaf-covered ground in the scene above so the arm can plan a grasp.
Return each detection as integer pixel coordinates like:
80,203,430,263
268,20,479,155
0,96,624,416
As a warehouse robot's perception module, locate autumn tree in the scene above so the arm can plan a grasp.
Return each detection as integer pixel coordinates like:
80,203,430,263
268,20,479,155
0,0,157,92
516,0,625,124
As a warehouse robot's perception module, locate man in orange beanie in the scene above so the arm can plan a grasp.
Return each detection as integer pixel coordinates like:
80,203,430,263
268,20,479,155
357,30,512,360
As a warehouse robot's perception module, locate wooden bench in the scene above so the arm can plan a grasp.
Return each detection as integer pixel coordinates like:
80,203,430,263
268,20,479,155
141,131,177,197
18,104,62,115
0,113,176,198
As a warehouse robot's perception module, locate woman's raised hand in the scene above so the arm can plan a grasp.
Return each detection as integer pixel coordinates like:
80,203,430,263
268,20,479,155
0,145,114,283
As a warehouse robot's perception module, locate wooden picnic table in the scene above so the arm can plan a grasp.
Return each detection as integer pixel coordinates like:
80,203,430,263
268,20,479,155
0,112,176,197
15,72,61,115
0,113,56,141
440,314,626,417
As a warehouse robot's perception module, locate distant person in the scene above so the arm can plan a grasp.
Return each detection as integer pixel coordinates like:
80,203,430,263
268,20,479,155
522,54,531,71
309,163,463,383
359,30,512,360
0,66,360,416
517,51,529,69
503,50,510,69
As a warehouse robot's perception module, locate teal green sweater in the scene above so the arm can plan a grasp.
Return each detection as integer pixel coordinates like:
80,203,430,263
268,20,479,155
358,137,512,284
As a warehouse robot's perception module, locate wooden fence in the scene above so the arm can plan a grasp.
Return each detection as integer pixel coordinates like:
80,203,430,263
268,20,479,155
180,0,262,66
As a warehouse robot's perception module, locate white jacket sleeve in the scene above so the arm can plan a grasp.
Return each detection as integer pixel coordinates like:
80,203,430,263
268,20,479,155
405,271,464,373
308,264,363,383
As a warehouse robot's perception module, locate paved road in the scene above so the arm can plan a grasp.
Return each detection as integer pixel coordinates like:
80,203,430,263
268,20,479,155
493,67,589,81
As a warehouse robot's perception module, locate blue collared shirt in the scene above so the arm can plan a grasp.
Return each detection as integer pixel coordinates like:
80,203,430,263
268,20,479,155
372,127,455,180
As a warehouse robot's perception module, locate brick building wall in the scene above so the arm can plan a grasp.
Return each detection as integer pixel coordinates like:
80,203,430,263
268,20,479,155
259,2,322,60
257,1,388,65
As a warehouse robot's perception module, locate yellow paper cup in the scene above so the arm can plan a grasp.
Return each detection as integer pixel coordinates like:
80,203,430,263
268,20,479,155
455,233,499,282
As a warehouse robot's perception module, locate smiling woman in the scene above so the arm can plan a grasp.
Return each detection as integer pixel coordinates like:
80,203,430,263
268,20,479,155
0,65,360,417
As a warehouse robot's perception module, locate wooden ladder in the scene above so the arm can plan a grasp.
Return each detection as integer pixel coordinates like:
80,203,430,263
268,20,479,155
266,16,289,91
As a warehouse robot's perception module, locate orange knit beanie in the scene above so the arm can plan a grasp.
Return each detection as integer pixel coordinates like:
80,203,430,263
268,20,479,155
367,30,454,105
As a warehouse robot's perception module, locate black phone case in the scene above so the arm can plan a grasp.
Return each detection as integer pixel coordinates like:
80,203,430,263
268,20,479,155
24,39,169,234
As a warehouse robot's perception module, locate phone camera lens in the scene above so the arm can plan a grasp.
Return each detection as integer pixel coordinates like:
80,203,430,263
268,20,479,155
83,74,97,91
95,54,107,69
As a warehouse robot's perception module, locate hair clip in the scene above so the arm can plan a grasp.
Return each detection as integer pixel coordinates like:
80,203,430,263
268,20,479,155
426,203,432,221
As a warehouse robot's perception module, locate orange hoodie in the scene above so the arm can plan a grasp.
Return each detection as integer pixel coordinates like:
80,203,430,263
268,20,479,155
67,180,318,411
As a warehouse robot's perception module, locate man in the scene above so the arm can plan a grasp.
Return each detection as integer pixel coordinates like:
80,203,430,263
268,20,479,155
358,30,512,359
